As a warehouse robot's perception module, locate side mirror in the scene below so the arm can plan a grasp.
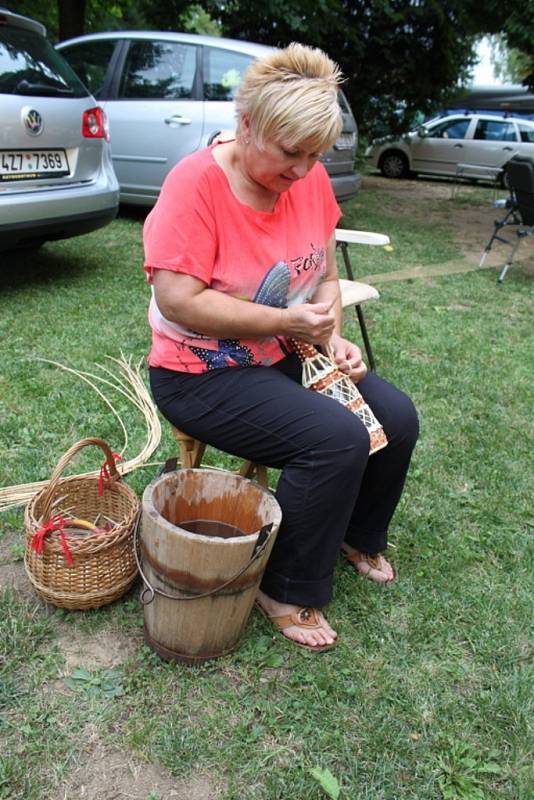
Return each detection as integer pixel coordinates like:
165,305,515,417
417,126,428,138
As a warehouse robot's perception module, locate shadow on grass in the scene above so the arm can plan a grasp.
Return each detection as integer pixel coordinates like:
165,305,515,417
0,244,102,292
119,204,150,223
1,205,147,294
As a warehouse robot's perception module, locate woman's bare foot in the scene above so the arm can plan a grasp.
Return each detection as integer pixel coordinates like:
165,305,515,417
341,543,395,583
256,589,337,649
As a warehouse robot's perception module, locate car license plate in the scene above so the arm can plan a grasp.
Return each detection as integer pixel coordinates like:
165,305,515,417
0,149,69,181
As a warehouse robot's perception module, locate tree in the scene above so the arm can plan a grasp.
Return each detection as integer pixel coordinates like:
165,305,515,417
6,0,217,40
8,0,532,132
206,0,479,135
57,0,85,40
204,0,534,134
489,35,532,86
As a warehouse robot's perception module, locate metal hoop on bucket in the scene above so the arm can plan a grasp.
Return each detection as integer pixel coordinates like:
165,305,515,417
134,517,273,605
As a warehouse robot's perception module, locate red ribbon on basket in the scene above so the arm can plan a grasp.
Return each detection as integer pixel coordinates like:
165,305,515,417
97,452,122,496
31,515,75,567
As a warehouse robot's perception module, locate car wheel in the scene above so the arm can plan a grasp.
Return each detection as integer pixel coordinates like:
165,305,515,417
379,151,409,179
500,167,510,190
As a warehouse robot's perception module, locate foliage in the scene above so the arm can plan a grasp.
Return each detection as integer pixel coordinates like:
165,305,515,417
7,0,533,132
461,1,534,89
309,766,341,799
5,0,219,41
206,0,479,136
63,666,124,698
437,740,502,800
180,3,220,36
488,34,533,87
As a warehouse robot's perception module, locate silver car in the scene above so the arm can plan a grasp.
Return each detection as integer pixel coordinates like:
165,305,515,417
0,8,118,251
57,31,361,206
365,112,534,185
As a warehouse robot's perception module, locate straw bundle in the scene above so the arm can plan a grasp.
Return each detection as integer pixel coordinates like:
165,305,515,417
0,355,161,512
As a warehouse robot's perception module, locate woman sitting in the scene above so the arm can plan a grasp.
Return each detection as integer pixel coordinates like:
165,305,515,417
144,43,419,652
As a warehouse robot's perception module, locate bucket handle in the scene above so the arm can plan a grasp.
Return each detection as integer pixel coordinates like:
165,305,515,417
133,515,274,605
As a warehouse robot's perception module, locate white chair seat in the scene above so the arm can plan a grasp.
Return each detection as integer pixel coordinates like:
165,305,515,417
339,278,379,307
335,228,390,247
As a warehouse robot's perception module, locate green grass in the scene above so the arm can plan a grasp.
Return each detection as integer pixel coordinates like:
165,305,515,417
0,178,533,799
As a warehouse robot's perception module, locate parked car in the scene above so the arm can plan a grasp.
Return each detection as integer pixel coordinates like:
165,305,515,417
56,31,361,206
365,112,534,185
0,8,119,252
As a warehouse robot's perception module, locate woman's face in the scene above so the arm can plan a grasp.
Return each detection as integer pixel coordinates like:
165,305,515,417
241,120,324,195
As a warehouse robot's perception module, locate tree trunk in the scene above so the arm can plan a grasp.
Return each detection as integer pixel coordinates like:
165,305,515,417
57,0,86,41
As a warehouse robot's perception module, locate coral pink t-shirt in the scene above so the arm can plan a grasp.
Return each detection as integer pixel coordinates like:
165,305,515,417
143,144,341,373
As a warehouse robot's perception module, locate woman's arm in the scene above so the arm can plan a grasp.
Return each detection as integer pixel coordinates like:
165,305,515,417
152,269,337,344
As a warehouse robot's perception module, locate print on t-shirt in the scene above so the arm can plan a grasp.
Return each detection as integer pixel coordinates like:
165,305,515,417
144,147,341,373
187,260,292,369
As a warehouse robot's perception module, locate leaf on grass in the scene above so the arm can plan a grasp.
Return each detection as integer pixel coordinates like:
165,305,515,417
477,764,502,775
309,767,341,799
383,245,394,252
63,666,124,698
263,652,285,668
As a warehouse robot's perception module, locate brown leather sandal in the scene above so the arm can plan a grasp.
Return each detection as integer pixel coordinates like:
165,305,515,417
342,548,396,584
255,603,336,652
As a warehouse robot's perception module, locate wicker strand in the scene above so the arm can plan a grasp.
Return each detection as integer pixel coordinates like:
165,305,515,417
0,355,161,513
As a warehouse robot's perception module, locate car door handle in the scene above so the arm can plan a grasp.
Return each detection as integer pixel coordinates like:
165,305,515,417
164,115,192,126
503,146,515,151
453,143,464,148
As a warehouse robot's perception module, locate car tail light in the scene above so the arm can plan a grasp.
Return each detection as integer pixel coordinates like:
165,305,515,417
82,107,109,141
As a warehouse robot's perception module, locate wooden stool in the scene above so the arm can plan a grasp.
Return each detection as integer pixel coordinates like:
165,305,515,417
171,426,269,488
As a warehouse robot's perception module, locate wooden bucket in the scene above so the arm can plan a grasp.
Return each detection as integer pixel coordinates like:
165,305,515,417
139,469,281,663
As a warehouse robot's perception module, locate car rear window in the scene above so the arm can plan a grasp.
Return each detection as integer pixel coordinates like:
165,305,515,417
57,39,116,99
474,119,517,142
518,124,534,144
0,25,89,97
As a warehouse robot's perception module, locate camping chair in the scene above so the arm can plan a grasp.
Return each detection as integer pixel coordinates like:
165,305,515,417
335,228,389,372
479,155,534,283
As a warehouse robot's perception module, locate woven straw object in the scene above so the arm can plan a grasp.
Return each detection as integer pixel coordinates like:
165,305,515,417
290,339,388,455
24,438,140,610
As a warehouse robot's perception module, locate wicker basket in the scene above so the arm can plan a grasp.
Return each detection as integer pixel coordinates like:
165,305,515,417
24,437,140,610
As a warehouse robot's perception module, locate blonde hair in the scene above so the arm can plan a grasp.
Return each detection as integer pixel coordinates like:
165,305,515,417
235,42,343,152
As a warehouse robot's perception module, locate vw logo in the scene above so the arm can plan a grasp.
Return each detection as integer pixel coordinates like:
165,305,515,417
22,108,43,136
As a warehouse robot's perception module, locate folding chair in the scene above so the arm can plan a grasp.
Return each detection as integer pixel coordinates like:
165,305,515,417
335,228,390,371
479,156,534,283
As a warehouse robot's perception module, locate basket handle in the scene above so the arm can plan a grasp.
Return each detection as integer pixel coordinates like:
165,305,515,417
39,437,121,522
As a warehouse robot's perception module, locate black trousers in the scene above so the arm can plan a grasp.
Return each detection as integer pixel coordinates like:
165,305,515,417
150,354,419,608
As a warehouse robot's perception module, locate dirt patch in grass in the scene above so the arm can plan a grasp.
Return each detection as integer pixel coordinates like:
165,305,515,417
55,623,143,673
0,529,35,599
362,174,534,279
0,560,35,599
52,738,223,800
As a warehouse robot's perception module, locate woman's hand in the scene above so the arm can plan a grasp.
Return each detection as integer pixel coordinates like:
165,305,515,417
282,302,336,345
327,333,367,383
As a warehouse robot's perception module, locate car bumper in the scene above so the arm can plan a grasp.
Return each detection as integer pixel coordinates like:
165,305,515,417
0,164,119,250
0,206,118,251
331,171,362,203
